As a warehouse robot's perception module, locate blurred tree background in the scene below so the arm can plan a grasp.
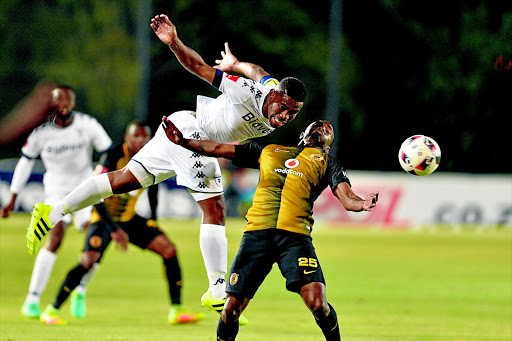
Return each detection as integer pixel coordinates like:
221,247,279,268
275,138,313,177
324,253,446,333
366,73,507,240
0,0,510,173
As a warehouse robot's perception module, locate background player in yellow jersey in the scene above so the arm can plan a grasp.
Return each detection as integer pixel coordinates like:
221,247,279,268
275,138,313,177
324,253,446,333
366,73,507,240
39,121,203,326
162,118,379,341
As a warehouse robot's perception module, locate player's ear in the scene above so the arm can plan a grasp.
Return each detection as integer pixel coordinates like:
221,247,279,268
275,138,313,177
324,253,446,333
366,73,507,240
323,146,331,154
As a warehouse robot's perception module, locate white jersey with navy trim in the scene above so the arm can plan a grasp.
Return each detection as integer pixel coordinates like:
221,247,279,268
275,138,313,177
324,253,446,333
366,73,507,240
128,74,279,198
196,73,277,143
21,111,112,196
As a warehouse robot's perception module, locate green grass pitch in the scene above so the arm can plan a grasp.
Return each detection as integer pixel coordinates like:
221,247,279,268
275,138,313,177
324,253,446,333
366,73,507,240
0,214,510,341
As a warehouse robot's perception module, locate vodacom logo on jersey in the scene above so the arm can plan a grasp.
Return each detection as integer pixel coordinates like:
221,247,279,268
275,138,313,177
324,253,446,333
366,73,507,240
274,158,304,177
284,158,299,168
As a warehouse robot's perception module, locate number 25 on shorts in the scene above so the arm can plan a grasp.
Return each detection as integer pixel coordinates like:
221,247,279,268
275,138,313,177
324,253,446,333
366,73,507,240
298,257,318,268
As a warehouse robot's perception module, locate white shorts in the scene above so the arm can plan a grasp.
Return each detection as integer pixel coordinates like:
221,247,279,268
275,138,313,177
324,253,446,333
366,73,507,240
127,110,223,202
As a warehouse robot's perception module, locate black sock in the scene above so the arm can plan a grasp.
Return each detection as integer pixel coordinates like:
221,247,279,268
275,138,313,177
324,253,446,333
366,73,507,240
217,317,239,341
163,256,182,305
314,303,341,341
53,264,89,309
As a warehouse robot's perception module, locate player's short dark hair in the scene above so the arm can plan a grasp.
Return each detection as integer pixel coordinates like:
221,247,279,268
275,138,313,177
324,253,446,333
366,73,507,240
126,120,151,135
57,84,75,94
279,77,307,103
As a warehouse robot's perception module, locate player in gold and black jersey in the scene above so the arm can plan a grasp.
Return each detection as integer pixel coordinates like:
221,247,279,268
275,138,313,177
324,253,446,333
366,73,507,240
162,118,379,341
40,121,204,326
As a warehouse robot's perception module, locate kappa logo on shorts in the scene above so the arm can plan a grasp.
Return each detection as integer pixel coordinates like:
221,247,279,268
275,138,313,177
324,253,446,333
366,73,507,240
192,161,205,169
197,182,209,189
194,171,207,179
229,273,239,285
190,152,202,158
89,236,102,248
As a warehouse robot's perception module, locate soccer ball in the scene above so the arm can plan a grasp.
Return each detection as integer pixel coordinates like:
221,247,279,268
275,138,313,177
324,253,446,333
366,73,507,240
398,135,441,176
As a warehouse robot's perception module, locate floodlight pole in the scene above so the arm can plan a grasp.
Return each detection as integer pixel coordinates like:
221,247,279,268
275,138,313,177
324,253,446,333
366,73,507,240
326,0,343,158
135,0,152,121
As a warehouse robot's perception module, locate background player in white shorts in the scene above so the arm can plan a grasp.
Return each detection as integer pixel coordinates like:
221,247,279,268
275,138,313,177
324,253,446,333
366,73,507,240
27,14,306,323
1,85,112,318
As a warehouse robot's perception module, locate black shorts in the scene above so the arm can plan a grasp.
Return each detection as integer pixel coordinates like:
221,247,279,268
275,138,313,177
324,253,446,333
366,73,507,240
226,229,325,299
83,215,163,262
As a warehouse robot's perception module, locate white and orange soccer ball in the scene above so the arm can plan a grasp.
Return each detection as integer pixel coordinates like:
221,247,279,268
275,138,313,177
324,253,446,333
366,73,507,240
398,135,441,176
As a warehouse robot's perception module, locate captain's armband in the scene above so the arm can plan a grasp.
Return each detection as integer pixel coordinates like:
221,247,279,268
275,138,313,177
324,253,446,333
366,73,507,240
260,75,279,87
212,69,223,89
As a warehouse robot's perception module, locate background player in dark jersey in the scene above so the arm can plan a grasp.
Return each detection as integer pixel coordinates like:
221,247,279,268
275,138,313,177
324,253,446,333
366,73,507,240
40,121,204,325
162,118,379,341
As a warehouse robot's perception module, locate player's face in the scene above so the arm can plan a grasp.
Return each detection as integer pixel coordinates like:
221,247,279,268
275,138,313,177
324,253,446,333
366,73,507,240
266,90,303,128
300,120,334,152
125,125,151,155
51,88,75,117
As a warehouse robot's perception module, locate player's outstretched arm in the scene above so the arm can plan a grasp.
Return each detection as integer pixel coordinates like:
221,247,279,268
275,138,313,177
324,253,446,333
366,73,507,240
0,81,56,145
150,14,216,84
214,42,270,83
334,182,379,212
1,156,36,218
162,117,236,159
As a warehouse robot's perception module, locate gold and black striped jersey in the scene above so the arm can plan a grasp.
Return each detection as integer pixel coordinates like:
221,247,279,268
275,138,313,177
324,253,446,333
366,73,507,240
90,143,144,223
233,143,350,235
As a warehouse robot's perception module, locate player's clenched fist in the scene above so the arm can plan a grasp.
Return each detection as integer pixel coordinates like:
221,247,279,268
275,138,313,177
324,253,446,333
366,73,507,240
161,116,184,145
363,192,379,212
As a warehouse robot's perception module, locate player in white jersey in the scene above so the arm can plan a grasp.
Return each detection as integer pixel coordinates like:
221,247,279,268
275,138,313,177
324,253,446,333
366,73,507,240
1,85,112,319
27,14,306,324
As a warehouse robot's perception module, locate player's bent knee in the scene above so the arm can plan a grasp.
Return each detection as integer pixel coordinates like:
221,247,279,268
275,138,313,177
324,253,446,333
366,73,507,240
80,251,101,269
300,282,329,315
197,195,226,225
126,161,154,189
306,297,327,315
109,167,143,193
222,295,248,324
221,303,240,324
148,234,177,258
46,223,66,252
160,246,177,259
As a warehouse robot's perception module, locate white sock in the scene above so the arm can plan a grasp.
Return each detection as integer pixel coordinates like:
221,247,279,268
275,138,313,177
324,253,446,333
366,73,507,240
49,173,113,226
25,249,57,304
199,224,227,300
75,263,100,294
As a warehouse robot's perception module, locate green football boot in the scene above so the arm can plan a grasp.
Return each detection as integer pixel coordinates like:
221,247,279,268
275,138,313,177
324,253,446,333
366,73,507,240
70,291,86,318
40,305,67,325
26,203,54,255
168,305,205,325
21,302,41,318
200,289,248,326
